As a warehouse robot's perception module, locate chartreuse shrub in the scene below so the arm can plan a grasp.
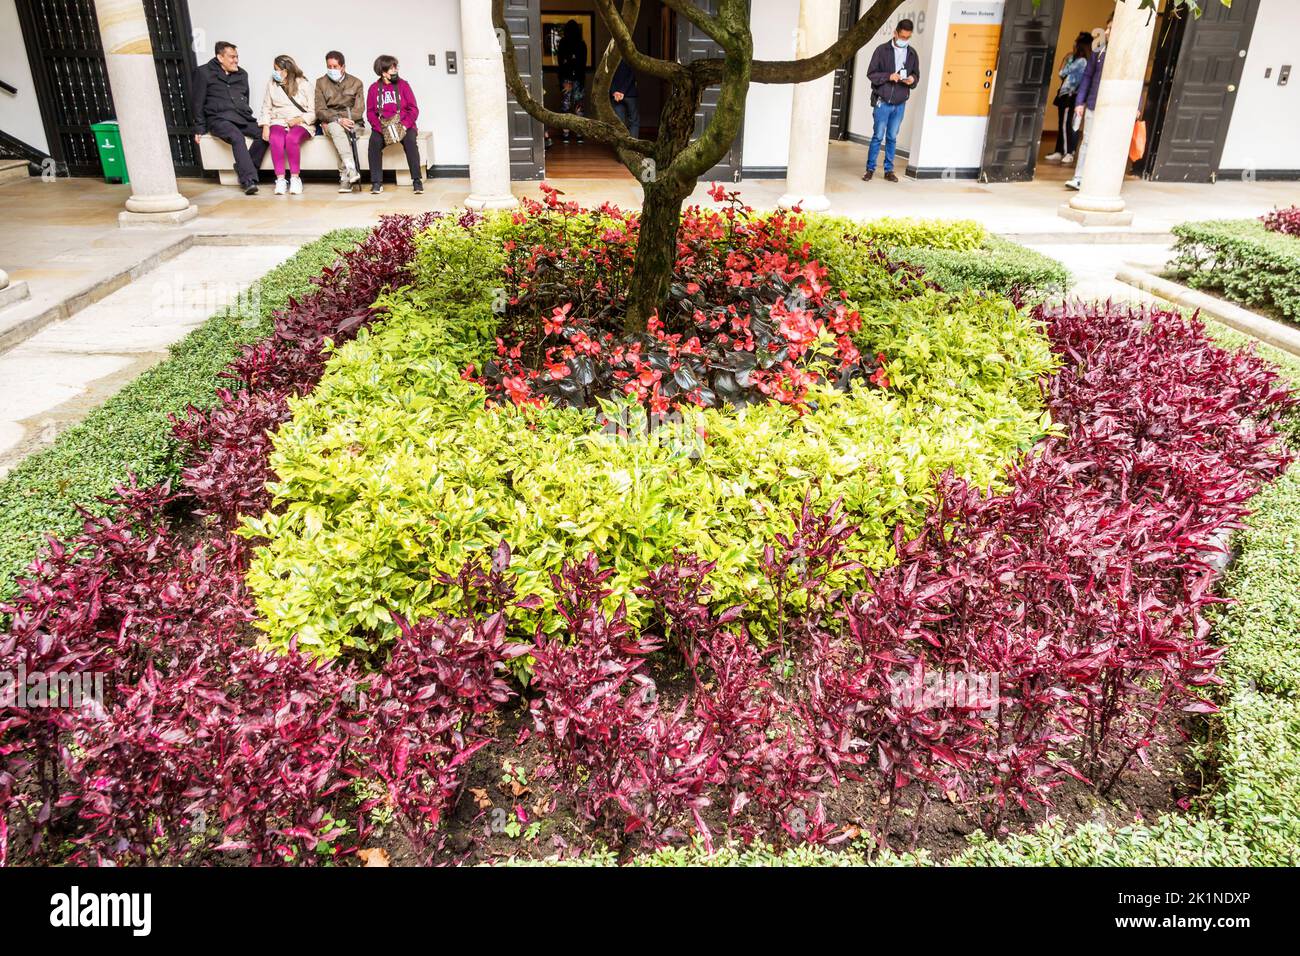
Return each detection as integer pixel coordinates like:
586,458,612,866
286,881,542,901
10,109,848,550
0,230,366,606
243,214,1056,655
1170,218,1300,322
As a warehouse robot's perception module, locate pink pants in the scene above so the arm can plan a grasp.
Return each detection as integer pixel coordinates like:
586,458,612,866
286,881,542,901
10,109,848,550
268,124,312,177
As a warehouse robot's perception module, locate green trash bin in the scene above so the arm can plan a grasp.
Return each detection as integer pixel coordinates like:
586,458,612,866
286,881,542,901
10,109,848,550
90,120,129,185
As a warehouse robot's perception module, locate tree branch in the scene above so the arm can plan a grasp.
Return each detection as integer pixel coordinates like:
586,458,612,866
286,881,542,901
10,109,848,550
662,0,732,47
669,0,750,180
490,0,653,154
751,0,903,84
592,0,685,80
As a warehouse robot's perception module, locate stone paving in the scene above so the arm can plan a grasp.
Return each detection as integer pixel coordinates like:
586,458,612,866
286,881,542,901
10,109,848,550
0,244,296,476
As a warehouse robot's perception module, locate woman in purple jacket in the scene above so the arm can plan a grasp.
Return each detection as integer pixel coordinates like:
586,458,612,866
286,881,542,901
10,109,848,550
366,55,423,194
1066,17,1110,191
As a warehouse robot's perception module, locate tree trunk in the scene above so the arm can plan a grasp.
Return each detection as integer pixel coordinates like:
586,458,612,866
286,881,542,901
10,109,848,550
625,179,693,332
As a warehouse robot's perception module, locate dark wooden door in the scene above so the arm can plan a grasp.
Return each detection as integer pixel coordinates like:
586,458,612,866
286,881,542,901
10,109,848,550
676,0,743,182
502,0,545,180
1145,0,1260,183
15,0,200,177
979,0,1062,183
14,0,113,176
829,0,858,140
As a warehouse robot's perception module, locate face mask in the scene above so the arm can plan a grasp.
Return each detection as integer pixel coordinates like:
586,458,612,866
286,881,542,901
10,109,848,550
894,38,909,49
388,71,400,82
327,68,343,82
273,70,285,85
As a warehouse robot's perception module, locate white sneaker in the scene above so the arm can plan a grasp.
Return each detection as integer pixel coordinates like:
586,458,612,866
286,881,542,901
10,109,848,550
274,177,287,196
1065,178,1081,191
344,164,360,185
289,176,303,196
1062,153,1076,165
339,172,353,193
1044,152,1063,163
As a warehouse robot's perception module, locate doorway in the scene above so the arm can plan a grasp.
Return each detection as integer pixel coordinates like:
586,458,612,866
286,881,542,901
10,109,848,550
529,0,743,181
1033,0,1115,183
14,0,202,177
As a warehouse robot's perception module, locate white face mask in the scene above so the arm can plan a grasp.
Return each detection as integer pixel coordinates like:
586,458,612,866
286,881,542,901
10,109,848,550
894,38,909,49
326,68,343,82
273,70,285,85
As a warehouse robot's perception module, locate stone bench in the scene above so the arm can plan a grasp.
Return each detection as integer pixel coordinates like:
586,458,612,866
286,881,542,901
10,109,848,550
198,129,431,185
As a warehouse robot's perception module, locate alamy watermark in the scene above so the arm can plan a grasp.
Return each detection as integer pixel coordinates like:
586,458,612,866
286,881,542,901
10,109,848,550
1,664,106,711
890,669,999,718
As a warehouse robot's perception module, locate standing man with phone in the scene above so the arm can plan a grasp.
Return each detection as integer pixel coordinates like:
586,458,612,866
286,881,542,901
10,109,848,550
863,18,920,183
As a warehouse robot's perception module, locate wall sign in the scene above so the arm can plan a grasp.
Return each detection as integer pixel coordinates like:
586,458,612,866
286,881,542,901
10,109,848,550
939,1,1004,116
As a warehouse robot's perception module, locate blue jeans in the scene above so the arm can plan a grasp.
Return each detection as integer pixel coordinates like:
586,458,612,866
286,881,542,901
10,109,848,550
867,100,906,174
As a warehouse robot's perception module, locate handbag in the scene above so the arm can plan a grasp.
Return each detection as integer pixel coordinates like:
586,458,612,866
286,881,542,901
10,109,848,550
380,83,407,146
1129,119,1148,162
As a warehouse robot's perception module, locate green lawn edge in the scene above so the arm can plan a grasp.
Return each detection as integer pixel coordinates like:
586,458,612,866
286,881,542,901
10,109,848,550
0,229,367,606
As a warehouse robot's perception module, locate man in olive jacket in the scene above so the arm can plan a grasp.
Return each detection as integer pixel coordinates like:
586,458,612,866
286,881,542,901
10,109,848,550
315,50,367,191
192,40,267,194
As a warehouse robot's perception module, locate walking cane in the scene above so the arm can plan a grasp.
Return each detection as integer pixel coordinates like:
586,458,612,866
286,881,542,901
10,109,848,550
345,105,361,189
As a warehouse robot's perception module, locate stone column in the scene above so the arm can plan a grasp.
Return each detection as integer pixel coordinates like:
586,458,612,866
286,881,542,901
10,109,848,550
778,0,839,212
1059,0,1157,227
93,0,197,227
460,0,519,210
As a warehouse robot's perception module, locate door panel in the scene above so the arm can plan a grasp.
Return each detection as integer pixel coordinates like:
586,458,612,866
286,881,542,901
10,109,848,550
141,0,200,176
979,0,1062,183
1146,0,1259,183
829,0,857,140
502,0,545,180
677,0,743,181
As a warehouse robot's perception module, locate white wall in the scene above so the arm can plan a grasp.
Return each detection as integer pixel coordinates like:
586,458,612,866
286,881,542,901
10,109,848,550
742,0,798,170
0,0,49,153
847,0,934,155
1219,0,1300,173
185,0,469,167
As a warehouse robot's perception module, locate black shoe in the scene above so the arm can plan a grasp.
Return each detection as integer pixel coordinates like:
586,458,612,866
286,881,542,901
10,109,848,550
862,170,874,182
884,171,899,183
370,184,383,194
243,183,259,195
412,180,424,194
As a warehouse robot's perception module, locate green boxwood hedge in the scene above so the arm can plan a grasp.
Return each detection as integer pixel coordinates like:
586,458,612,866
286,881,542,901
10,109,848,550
1170,218,1300,322
894,235,1071,298
0,230,366,606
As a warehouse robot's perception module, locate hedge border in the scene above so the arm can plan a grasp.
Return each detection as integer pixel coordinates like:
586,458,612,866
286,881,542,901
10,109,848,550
893,235,1071,298
1170,219,1300,324
0,229,367,606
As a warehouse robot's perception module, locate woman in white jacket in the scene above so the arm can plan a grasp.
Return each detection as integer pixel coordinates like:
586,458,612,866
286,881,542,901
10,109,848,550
259,55,315,195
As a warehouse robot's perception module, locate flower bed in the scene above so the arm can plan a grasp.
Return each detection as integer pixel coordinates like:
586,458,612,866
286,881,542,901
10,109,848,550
0,203,1295,867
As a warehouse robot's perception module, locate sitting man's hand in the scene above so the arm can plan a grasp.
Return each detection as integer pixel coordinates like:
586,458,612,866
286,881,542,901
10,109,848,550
339,117,355,130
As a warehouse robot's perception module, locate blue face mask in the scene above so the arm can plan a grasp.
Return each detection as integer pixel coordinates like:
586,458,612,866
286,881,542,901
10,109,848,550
273,70,285,85
894,38,909,49
326,68,343,82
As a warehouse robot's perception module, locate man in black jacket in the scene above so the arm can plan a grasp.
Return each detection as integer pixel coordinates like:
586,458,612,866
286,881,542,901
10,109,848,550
610,61,640,139
863,19,920,183
191,41,267,194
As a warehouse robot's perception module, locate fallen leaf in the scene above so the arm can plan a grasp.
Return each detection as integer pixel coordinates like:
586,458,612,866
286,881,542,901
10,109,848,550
358,848,391,867
471,787,492,810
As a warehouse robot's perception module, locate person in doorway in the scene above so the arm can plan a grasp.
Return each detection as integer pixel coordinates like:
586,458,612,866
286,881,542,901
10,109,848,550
1045,32,1092,165
1066,15,1111,191
610,60,640,139
314,51,366,192
557,19,588,142
192,41,268,195
259,55,315,196
863,18,920,183
366,55,423,195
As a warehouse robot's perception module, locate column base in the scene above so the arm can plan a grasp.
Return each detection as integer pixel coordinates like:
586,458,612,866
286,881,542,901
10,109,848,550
777,193,831,212
1057,203,1134,228
0,280,31,310
464,193,519,211
119,205,199,228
